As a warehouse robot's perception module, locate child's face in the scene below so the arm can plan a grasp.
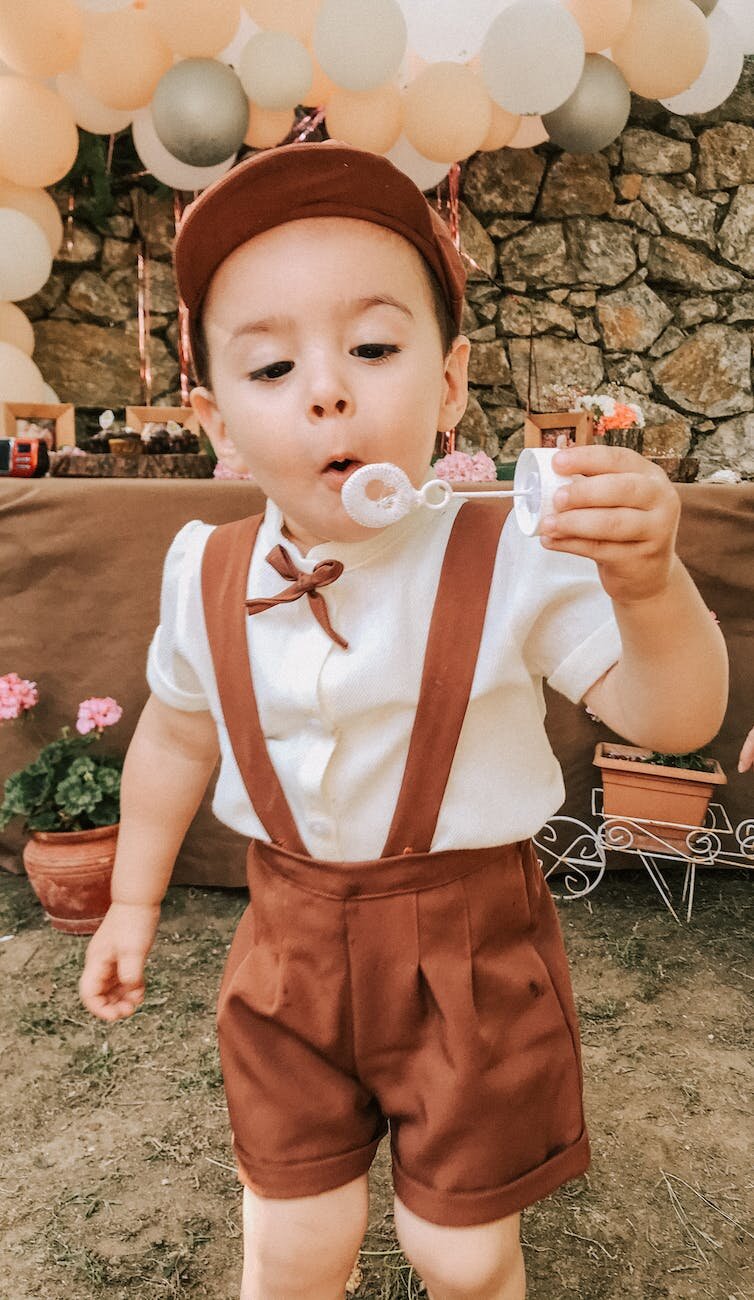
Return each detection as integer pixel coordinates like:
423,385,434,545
191,216,470,552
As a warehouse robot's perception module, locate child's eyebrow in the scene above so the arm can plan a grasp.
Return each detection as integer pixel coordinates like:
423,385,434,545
229,294,414,342
354,294,414,320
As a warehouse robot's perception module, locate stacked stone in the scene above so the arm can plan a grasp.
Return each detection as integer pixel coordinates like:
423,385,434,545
16,60,754,479
18,188,181,409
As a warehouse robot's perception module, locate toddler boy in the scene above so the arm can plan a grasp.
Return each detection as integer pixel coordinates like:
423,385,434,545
80,142,728,1300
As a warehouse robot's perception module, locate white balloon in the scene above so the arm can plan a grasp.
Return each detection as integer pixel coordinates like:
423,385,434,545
661,7,744,113
384,135,451,190
217,10,261,67
0,341,47,401
314,0,407,93
481,0,585,115
399,0,512,63
132,109,237,191
0,209,53,301
56,70,133,134
720,0,754,53
41,382,60,402
507,115,549,148
239,32,312,109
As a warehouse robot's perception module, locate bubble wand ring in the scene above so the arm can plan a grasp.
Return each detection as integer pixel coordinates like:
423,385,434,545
341,449,573,537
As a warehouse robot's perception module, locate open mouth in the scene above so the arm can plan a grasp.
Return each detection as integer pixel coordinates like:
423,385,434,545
321,456,363,482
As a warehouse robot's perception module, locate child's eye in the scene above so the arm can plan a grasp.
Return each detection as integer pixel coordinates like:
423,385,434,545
248,360,293,382
352,344,400,362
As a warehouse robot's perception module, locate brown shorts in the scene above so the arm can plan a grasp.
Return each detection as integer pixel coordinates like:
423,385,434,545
216,836,590,1228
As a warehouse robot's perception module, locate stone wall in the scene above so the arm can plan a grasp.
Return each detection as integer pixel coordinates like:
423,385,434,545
21,59,754,478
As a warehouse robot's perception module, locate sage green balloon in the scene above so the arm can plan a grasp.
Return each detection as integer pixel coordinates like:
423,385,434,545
542,54,631,154
151,58,248,168
691,0,718,14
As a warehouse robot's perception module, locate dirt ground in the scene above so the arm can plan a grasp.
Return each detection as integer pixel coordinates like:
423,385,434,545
1,861,751,1300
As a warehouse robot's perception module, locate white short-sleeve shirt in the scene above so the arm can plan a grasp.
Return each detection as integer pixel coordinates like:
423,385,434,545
147,495,622,860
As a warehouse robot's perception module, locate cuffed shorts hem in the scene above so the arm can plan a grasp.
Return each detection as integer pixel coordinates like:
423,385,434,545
232,1122,389,1200
390,1125,591,1228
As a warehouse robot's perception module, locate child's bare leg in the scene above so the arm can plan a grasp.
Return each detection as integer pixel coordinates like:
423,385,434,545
239,1174,368,1300
393,1196,526,1300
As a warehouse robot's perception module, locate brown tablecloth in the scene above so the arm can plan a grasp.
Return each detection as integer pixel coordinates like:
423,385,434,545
1,477,752,884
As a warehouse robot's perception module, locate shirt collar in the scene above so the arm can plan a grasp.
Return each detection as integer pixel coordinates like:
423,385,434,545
259,466,451,573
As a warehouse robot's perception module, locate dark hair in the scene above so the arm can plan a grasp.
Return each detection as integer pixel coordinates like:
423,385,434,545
190,260,458,389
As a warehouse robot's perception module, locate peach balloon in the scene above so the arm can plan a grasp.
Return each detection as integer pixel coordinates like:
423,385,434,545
325,83,403,154
507,115,549,148
77,9,172,110
0,79,78,188
0,0,83,78
147,0,240,58
562,0,631,53
480,101,521,151
0,341,47,401
244,102,295,147
0,302,34,357
611,0,709,98
404,62,491,164
305,49,337,104
243,0,321,43
0,179,63,255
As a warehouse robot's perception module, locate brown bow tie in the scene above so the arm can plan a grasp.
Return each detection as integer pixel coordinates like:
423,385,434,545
245,544,349,649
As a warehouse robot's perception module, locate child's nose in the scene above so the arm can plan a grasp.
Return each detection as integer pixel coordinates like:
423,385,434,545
304,351,354,420
310,395,350,419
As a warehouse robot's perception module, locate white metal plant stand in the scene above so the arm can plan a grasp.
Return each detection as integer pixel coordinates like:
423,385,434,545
532,789,754,924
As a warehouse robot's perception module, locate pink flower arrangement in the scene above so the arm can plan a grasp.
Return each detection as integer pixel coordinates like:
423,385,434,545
433,450,497,482
574,394,644,439
213,458,256,481
0,672,39,721
76,697,123,734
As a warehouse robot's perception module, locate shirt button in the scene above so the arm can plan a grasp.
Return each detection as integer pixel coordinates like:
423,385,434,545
309,818,331,837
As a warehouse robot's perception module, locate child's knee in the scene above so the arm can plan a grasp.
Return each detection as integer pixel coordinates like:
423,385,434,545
240,1175,369,1300
393,1196,524,1299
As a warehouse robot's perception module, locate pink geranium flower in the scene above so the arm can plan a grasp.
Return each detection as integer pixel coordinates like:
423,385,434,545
434,450,497,482
0,672,39,721
76,697,123,735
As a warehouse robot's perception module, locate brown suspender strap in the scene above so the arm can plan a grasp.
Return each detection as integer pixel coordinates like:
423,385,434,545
382,501,507,859
200,515,308,855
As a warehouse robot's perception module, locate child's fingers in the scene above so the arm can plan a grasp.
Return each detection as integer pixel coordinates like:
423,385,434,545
79,954,145,1021
553,445,648,477
542,505,654,543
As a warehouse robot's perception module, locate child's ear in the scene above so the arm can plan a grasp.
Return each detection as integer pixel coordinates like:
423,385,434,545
190,387,253,474
438,335,470,433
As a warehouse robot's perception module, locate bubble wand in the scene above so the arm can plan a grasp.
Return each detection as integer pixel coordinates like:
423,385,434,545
341,448,573,537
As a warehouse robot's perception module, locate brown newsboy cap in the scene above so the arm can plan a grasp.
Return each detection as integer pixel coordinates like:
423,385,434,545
173,139,466,374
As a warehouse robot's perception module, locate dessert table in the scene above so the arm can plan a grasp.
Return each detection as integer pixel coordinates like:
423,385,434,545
1,476,752,887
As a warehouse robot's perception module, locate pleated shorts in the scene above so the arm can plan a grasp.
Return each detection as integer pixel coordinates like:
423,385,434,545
215,835,590,1227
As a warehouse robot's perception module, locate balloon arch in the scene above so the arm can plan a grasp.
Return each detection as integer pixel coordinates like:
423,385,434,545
0,0,751,400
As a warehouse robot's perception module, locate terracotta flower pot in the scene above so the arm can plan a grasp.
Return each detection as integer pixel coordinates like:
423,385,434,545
593,743,726,853
22,823,119,934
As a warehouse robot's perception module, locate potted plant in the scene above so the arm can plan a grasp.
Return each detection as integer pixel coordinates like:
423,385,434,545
593,742,727,853
574,393,645,452
0,673,124,934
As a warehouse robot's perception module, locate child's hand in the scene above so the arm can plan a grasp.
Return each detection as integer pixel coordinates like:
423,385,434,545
79,902,160,1022
541,445,681,605
738,725,754,774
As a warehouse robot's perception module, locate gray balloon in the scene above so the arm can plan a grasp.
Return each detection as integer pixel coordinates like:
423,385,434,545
151,59,249,168
542,54,631,155
691,0,718,14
